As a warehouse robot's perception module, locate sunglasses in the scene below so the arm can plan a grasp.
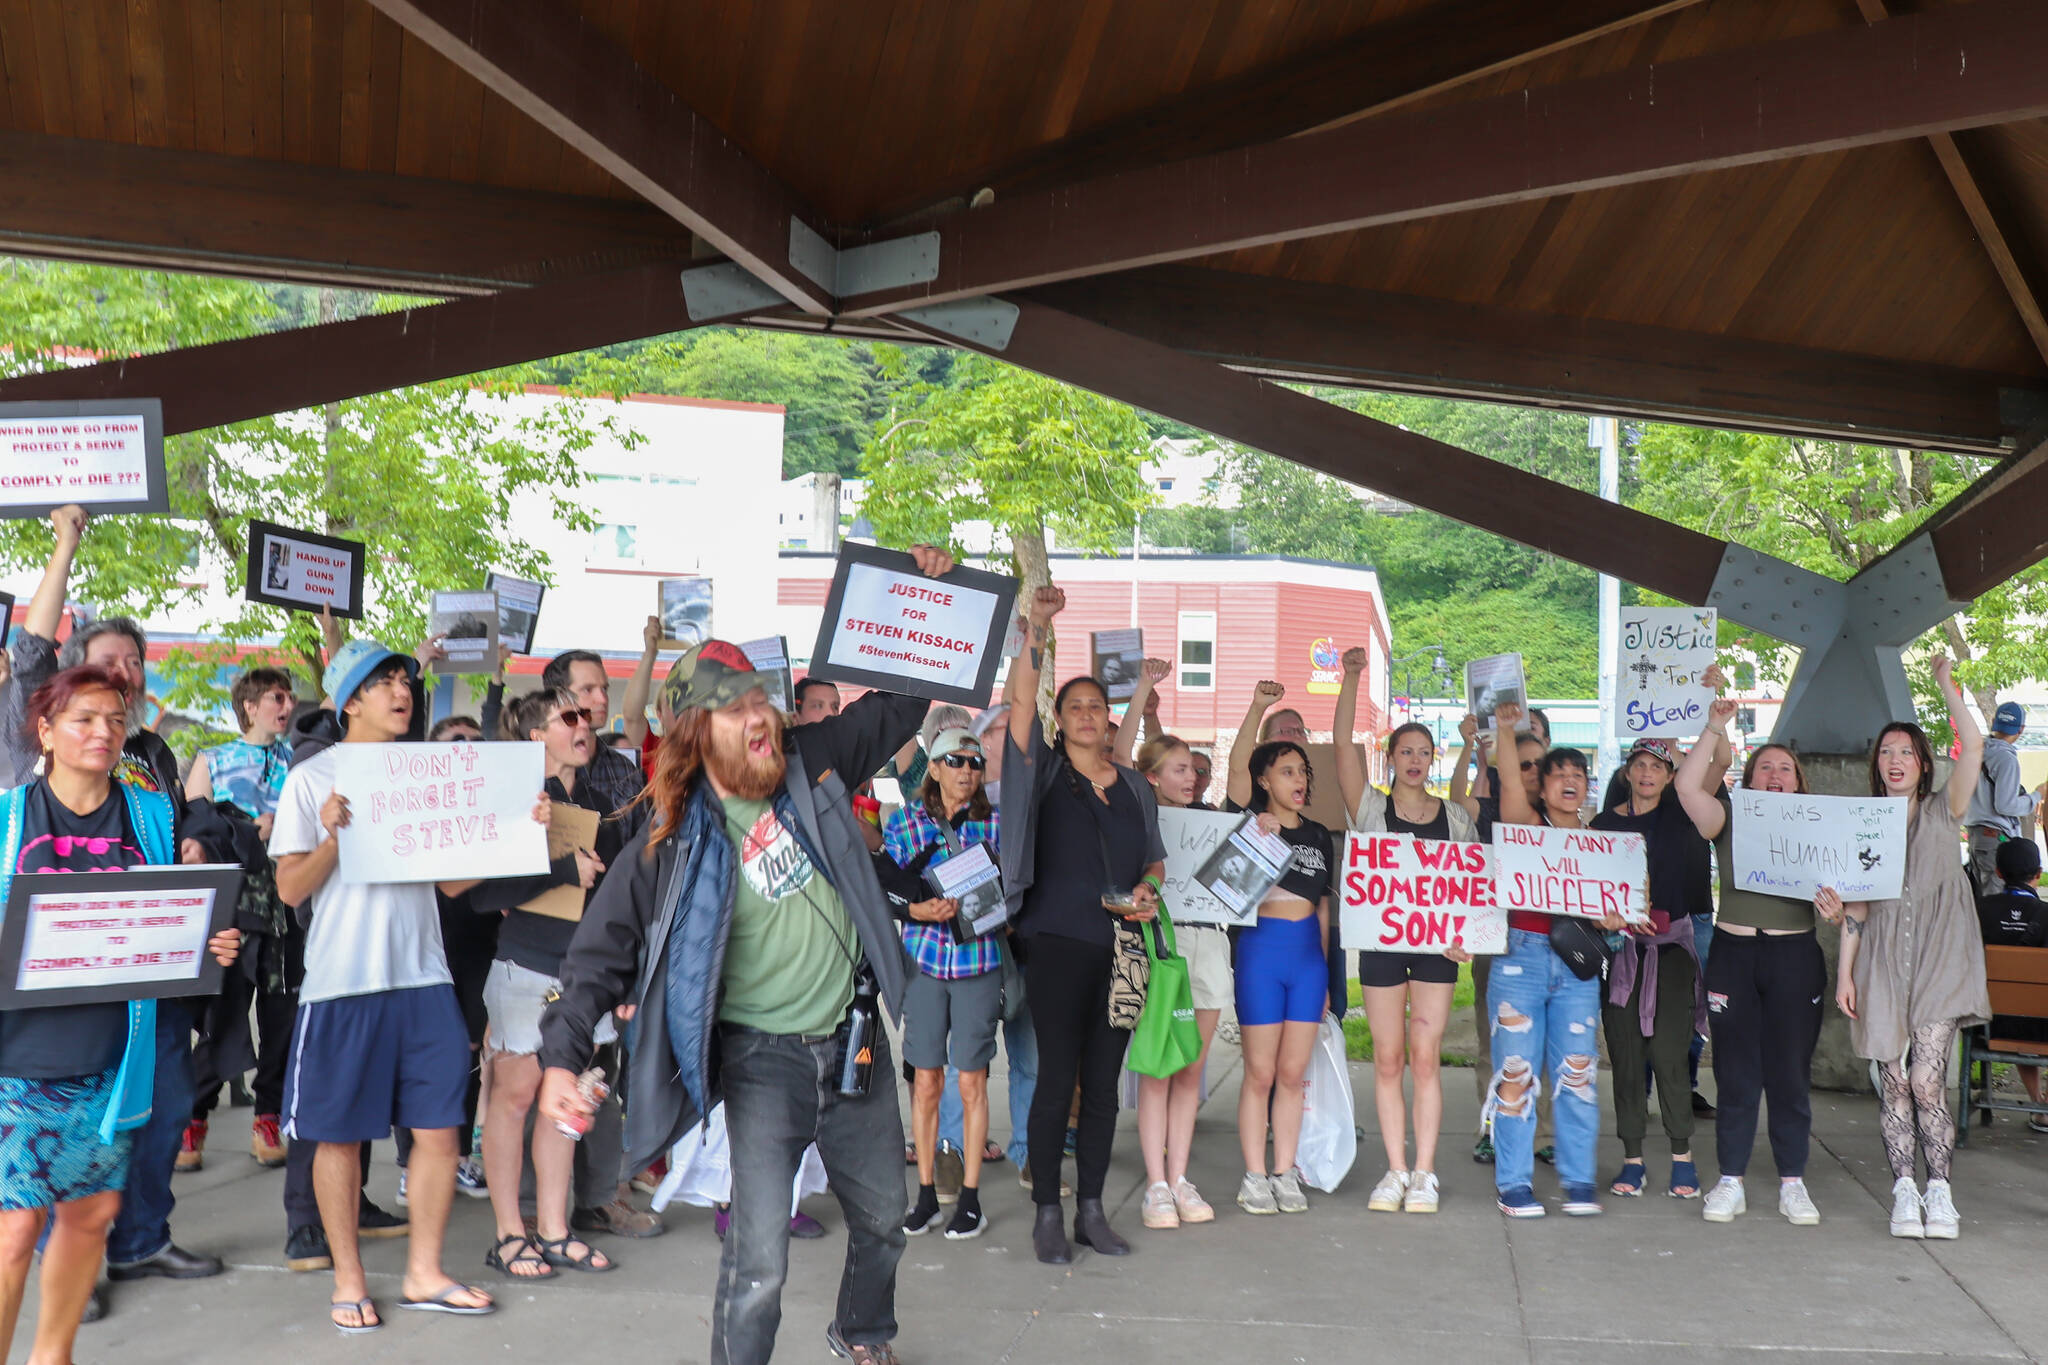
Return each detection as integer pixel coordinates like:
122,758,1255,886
936,753,985,771
1520,759,1538,771
551,708,593,729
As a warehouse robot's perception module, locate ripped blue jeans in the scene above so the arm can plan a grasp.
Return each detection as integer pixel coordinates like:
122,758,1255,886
1484,929,1601,1195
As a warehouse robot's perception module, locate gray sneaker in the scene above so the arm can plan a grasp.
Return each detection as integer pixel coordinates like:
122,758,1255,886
1236,1172,1278,1215
1270,1170,1309,1214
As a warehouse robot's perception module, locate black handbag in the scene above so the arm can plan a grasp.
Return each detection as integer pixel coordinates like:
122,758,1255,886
1548,916,1613,982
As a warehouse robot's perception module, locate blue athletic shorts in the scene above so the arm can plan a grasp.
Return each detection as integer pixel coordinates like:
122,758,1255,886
283,984,470,1143
1232,915,1328,1026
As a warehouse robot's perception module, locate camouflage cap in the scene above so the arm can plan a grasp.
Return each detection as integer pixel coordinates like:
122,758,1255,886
660,639,780,716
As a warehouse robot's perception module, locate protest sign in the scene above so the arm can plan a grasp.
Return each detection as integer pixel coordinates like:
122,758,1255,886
1616,607,1717,737
807,543,1017,707
1730,789,1908,902
430,590,500,674
331,742,548,884
1493,823,1650,925
658,577,714,649
740,635,795,711
244,520,366,618
1195,814,1294,920
0,866,241,1008
0,589,13,647
1090,628,1145,703
926,843,1008,940
0,399,169,518
1465,653,1529,732
519,803,601,922
486,572,546,655
1339,834,1505,955
1156,807,1254,927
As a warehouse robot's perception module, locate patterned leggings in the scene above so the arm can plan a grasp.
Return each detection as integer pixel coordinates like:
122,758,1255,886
1876,1020,1960,1183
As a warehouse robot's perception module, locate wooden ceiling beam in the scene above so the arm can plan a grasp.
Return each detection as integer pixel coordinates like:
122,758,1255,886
1930,432,2048,601
0,262,722,435
840,0,2048,315
0,131,697,296
364,0,836,315
1020,266,2037,456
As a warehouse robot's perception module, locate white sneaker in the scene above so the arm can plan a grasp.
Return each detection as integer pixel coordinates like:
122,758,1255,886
1702,1176,1745,1223
1778,1178,1820,1226
1236,1171,1278,1216
1366,1169,1411,1213
1889,1177,1924,1238
1402,1170,1440,1214
1921,1179,1959,1239
1270,1170,1309,1214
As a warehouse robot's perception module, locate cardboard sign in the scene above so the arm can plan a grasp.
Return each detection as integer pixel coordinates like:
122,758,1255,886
430,590,500,674
1156,807,1255,927
487,572,546,655
0,866,241,1007
1339,834,1506,955
1492,823,1650,925
0,399,169,517
1465,653,1529,732
1617,607,1717,737
519,803,601,922
807,543,1018,707
1090,628,1145,703
1730,789,1908,902
244,519,366,619
331,741,548,884
740,635,795,711
658,577,714,650
1194,814,1293,920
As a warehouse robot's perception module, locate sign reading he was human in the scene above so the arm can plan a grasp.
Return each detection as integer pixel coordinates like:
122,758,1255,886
1615,606,1717,738
1492,823,1650,925
331,741,548,884
1731,789,1907,902
0,398,169,518
808,542,1017,707
244,520,368,619
1339,834,1506,955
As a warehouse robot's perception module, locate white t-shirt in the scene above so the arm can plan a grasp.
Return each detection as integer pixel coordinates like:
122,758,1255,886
270,745,452,1004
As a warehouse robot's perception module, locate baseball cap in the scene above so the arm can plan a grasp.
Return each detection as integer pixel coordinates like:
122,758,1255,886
1992,701,2027,735
1997,838,2042,886
929,727,980,763
1626,738,1678,768
660,639,780,716
324,638,419,711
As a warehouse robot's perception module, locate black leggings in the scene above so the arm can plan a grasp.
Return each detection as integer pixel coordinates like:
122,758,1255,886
1023,932,1130,1205
1707,931,1824,1180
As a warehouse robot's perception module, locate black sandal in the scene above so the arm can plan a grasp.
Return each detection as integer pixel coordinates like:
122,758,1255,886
536,1234,615,1273
485,1234,557,1281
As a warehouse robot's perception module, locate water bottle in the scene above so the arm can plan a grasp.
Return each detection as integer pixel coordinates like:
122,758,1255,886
836,970,880,1098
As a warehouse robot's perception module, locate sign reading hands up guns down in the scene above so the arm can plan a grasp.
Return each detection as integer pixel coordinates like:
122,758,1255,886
1616,607,1717,738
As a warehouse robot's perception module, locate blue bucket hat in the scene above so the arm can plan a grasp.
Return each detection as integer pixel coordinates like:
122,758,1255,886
324,637,419,711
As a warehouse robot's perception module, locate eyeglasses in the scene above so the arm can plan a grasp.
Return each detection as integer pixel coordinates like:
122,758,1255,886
550,709,593,729
1520,760,1538,771
936,753,985,771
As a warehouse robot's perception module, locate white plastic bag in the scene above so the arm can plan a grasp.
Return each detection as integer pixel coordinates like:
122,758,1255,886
652,1104,829,1214
1295,1016,1357,1193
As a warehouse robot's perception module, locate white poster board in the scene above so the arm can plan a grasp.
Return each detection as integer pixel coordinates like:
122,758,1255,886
809,544,1016,706
1465,652,1529,732
486,572,545,655
1493,823,1650,925
1339,834,1506,954
245,520,365,618
1090,628,1145,703
0,399,168,517
1730,789,1908,902
332,742,548,884
1156,807,1255,927
430,590,500,674
1616,606,1717,738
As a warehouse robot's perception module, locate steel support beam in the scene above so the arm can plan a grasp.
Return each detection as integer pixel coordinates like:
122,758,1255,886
841,0,2048,314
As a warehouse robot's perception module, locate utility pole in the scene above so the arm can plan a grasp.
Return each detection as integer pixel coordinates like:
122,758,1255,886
1592,416,1621,782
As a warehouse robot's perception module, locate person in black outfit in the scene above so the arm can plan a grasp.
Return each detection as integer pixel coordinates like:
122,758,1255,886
1977,838,2048,1124
999,587,1167,1266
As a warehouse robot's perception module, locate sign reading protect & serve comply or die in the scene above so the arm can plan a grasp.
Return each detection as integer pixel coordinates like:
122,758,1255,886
0,399,169,518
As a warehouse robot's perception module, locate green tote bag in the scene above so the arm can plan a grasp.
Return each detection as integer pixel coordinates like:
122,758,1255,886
1126,906,1202,1078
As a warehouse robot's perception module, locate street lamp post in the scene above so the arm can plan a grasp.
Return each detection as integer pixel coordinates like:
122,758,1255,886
1389,645,1454,774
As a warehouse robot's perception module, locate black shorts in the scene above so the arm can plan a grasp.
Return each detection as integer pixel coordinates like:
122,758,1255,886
1359,952,1460,989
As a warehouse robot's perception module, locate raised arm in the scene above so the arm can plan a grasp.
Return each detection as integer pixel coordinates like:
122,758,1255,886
1937,655,1984,821
1449,713,1481,817
1492,703,1539,826
23,506,86,641
1007,585,1064,754
1676,698,1737,840
1114,658,1168,765
619,615,660,749
1228,680,1284,809
1332,646,1370,822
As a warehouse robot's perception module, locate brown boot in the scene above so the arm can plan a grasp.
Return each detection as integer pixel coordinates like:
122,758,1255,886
175,1120,207,1173
250,1113,287,1168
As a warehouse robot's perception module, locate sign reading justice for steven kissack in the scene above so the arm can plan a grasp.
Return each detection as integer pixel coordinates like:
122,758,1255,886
808,544,1017,707
332,742,549,884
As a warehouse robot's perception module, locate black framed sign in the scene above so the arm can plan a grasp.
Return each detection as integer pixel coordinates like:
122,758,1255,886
0,399,169,518
0,589,14,648
0,865,243,1008
244,520,368,619
486,572,546,655
804,543,1017,707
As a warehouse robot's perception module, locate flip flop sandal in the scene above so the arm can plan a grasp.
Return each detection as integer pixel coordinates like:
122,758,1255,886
1610,1161,1647,1197
536,1234,616,1274
399,1282,497,1315
1668,1159,1701,1199
485,1234,557,1282
329,1297,382,1335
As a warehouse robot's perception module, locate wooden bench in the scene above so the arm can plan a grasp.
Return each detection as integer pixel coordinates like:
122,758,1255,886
1959,945,2048,1144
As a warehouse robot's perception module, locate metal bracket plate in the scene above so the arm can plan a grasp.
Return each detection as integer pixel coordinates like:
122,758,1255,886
1705,546,1845,646
788,219,940,298
1844,532,1969,647
896,299,1020,352
680,262,783,320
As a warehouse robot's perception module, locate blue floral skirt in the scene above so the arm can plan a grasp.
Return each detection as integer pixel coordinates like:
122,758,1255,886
0,1069,133,1209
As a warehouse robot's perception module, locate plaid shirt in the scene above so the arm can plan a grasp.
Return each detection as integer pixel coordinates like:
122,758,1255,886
882,803,1003,980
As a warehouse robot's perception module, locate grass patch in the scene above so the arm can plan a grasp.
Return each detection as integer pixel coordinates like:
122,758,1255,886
1340,962,1478,1066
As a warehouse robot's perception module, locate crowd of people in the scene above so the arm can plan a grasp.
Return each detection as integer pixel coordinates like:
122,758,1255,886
0,503,2037,1365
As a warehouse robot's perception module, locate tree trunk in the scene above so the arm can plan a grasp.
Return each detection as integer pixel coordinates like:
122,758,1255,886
1940,616,2000,727
1009,521,1056,726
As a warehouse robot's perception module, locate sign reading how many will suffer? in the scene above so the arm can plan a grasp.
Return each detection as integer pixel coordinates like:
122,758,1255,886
1339,835,1507,955
809,543,1017,707
0,399,170,518
332,742,548,885
1492,824,1650,925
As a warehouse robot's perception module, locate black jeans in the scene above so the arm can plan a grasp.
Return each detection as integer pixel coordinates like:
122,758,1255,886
713,1022,906,1365
193,974,299,1119
1023,932,1130,1204
283,1139,373,1235
1707,931,1825,1179
1604,942,1697,1155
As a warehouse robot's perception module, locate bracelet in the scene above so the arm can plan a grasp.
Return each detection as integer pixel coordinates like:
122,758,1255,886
1142,873,1164,895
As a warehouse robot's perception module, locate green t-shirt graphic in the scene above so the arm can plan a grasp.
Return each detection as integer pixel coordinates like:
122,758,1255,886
717,796,857,1035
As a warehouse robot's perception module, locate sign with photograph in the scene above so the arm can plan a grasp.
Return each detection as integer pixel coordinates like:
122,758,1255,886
1492,823,1650,925
0,589,13,647
1156,807,1255,927
658,577,714,650
1465,652,1529,731
1090,628,1144,703
0,399,169,518
1730,789,1908,902
1339,834,1505,955
1193,814,1293,920
244,520,366,619
806,543,1017,707
926,843,1008,940
0,866,242,1008
486,572,546,655
429,590,499,674
331,741,548,884
739,635,795,711
1616,607,1717,737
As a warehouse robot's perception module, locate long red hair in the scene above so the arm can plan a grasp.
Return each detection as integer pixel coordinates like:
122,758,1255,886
638,708,714,852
